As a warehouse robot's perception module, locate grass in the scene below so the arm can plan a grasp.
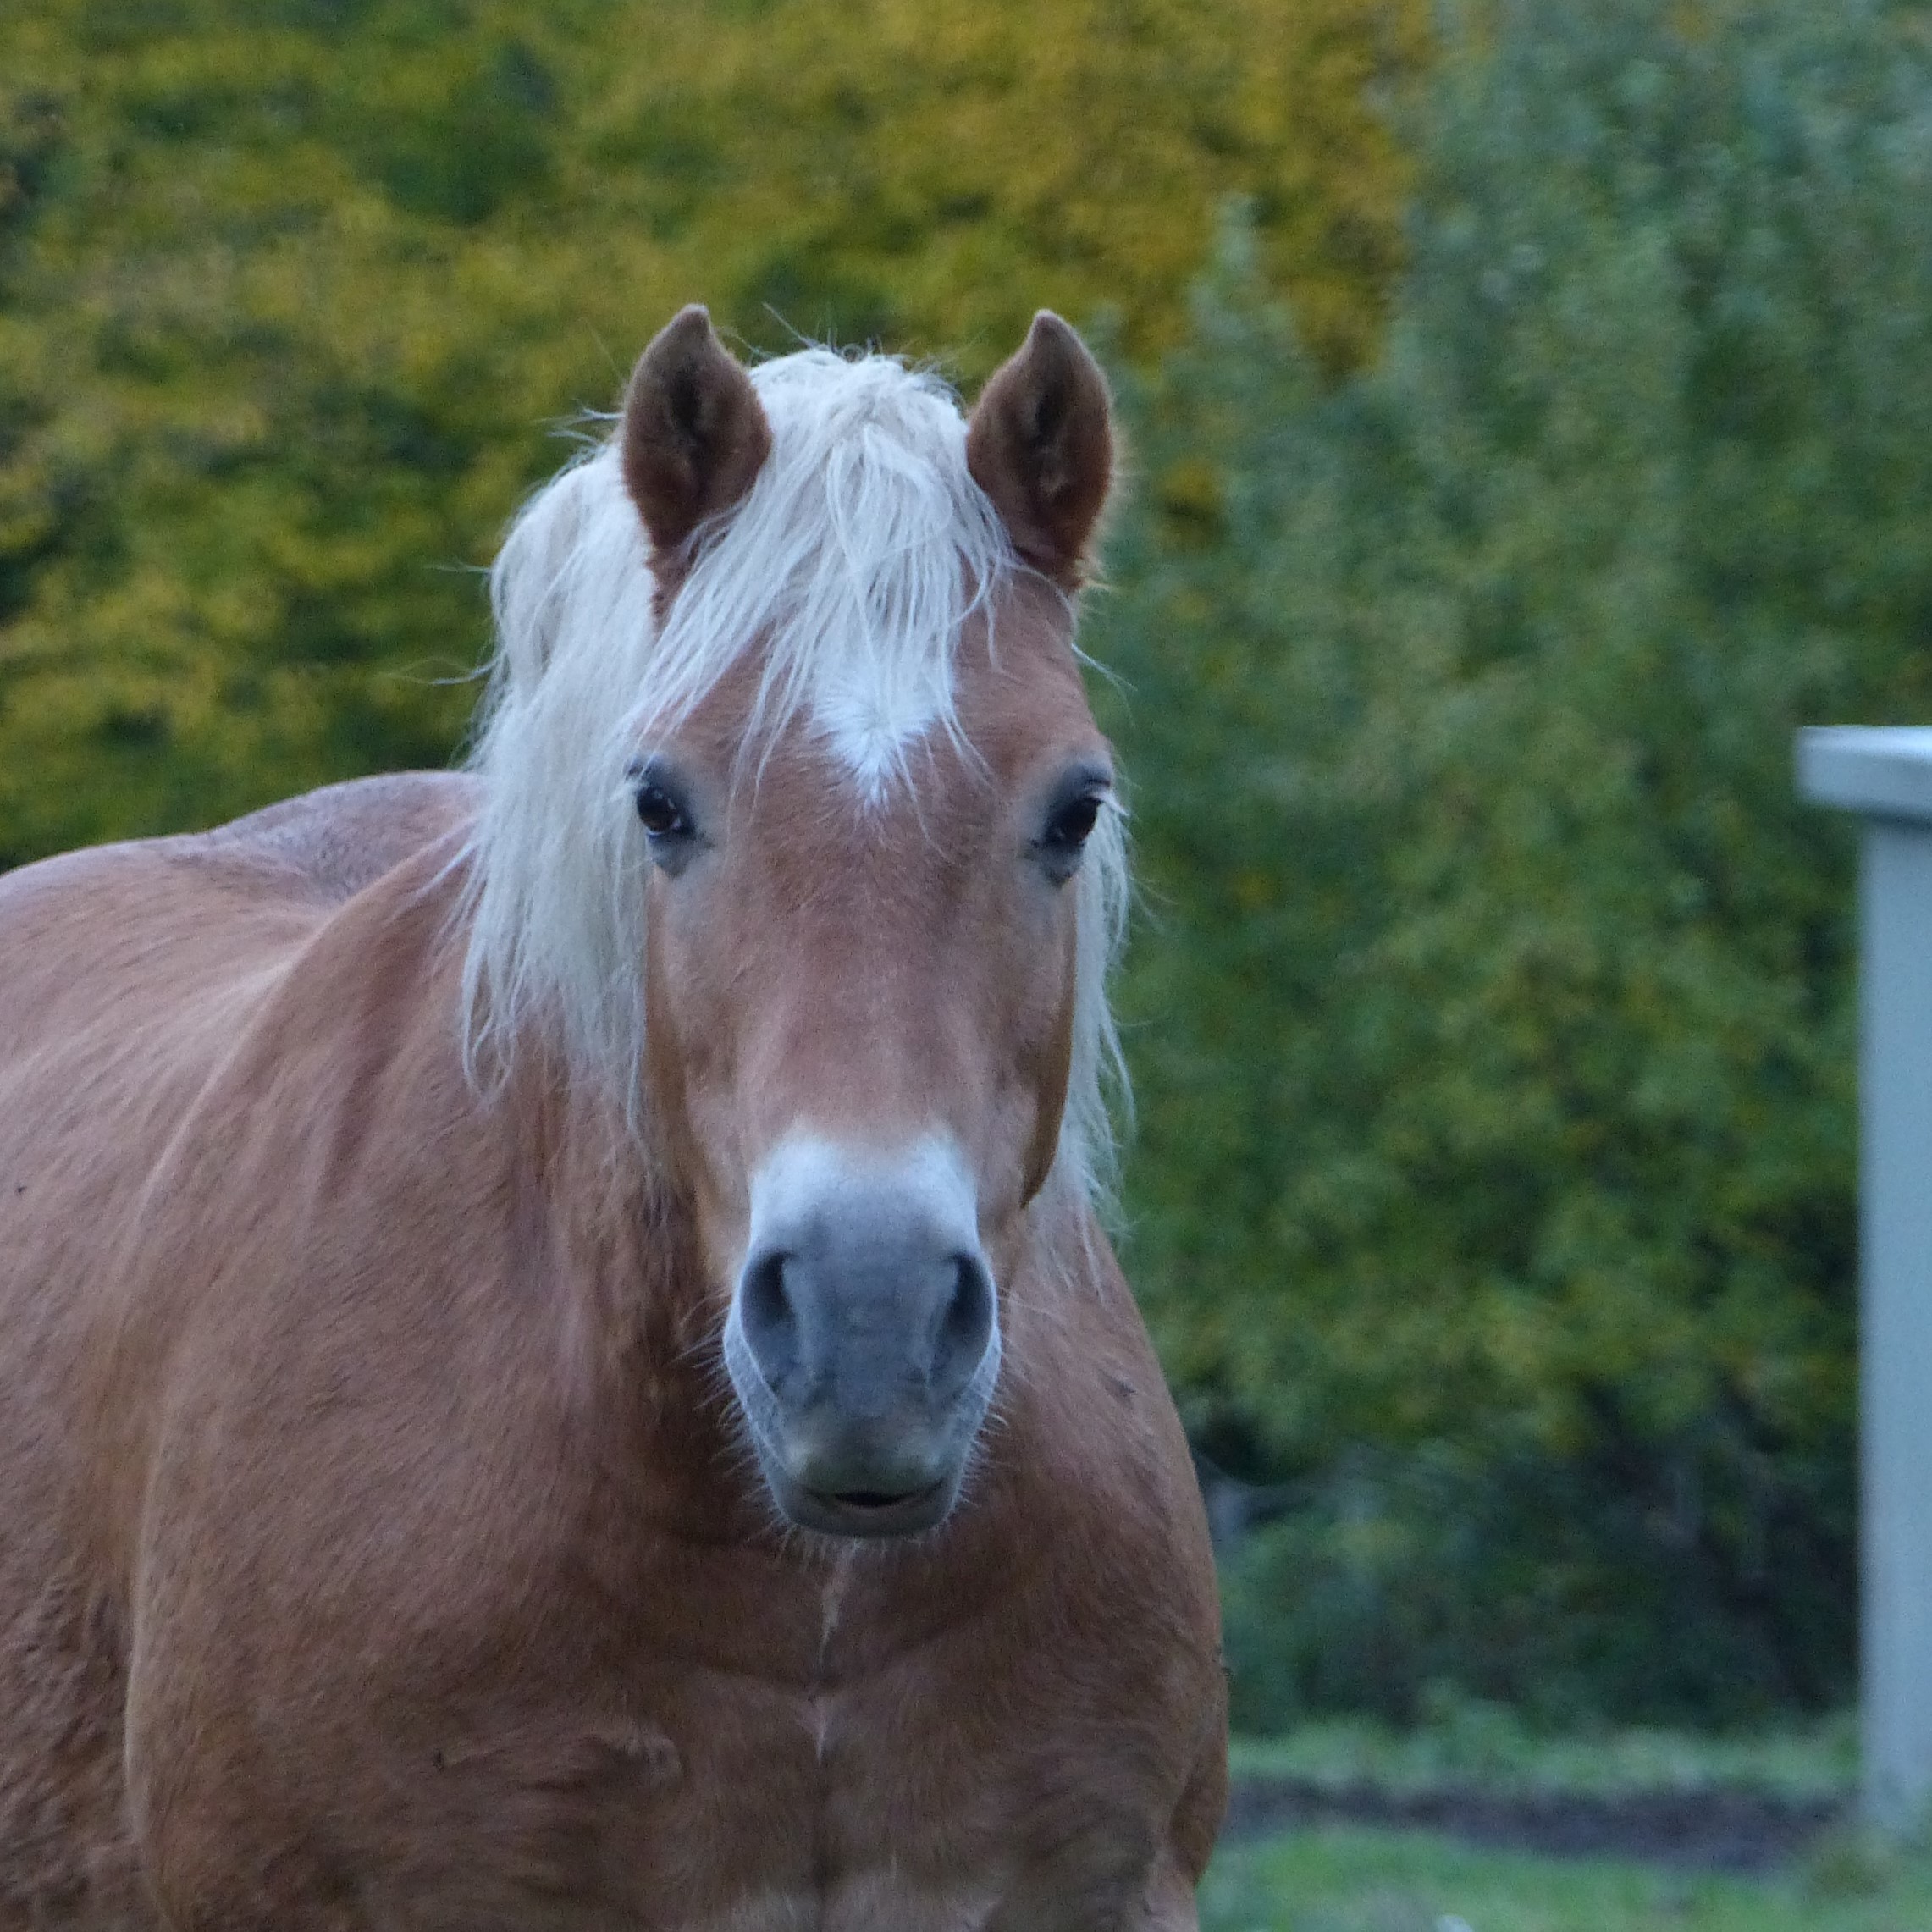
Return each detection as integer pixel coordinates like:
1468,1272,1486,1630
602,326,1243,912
1227,1708,1858,1804
1200,1819,1932,1932
1206,1714,1932,1930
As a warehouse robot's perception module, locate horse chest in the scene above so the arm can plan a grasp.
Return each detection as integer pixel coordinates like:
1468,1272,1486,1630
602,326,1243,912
118,1280,1213,1929
418,1703,1147,1932
377,1548,1176,1931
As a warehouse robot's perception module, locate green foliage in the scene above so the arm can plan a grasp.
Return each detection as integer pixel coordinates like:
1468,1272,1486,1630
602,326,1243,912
1095,0,1932,1725
6,0,1927,1732
0,0,1417,867
1228,1704,1857,1804
1197,1821,1932,1932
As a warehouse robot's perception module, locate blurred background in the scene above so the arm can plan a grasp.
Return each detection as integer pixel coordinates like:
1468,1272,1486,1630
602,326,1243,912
6,0,1932,1891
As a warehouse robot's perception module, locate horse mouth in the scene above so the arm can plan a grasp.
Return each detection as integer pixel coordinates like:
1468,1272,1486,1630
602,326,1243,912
830,1482,944,1512
787,1478,952,1537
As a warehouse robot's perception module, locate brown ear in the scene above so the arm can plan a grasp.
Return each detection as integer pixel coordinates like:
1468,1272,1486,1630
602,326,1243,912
621,306,771,561
966,312,1113,588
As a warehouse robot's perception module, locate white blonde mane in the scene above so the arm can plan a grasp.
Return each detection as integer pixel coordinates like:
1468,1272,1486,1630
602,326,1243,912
460,346,1128,1208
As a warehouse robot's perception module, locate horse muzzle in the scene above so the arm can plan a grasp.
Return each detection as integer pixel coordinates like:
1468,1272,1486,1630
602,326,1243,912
722,1135,1001,1539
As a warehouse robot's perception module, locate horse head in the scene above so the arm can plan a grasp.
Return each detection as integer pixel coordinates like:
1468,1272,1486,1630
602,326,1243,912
467,308,1123,1539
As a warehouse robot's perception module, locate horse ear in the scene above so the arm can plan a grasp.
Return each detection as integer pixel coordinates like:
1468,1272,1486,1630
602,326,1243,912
966,312,1113,588
621,306,772,561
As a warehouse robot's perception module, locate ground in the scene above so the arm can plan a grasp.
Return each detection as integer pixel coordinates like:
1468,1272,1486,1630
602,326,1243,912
1207,1716,1932,1931
1204,1819,1932,1932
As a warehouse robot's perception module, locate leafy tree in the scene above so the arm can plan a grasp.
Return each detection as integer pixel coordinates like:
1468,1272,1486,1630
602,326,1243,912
0,0,1418,867
9,0,1927,1730
1096,0,1932,1725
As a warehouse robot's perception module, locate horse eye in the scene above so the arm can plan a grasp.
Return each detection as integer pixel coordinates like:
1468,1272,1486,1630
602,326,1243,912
1043,792,1103,853
634,784,690,840
1036,790,1105,880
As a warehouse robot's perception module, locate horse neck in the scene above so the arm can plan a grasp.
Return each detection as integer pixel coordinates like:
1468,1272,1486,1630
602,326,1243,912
322,839,707,1437
469,1018,707,1370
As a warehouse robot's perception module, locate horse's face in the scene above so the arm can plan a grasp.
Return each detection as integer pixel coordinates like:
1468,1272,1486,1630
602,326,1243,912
633,599,1107,1537
621,310,1114,1539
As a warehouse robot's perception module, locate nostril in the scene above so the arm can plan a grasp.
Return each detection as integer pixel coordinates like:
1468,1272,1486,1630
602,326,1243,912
932,1252,995,1396
738,1250,800,1388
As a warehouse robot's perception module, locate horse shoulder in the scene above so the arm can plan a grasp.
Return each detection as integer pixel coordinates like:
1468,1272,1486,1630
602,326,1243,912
1065,1228,1227,1850
940,1225,1228,1916
102,840,643,1907
163,770,480,906
0,776,489,1921
0,771,477,1052
0,772,487,1393
0,779,477,1551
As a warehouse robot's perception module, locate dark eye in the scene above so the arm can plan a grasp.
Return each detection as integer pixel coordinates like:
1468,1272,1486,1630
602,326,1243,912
1043,793,1102,853
1035,787,1107,881
633,783,691,841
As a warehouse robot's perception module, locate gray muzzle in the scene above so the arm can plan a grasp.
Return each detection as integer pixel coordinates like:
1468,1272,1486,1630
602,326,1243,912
723,1137,1000,1537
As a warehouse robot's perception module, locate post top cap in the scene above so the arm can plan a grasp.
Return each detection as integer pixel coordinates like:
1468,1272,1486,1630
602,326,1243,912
1797,726,1932,825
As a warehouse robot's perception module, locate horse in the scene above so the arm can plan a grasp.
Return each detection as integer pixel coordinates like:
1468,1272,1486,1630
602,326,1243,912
0,306,1227,1929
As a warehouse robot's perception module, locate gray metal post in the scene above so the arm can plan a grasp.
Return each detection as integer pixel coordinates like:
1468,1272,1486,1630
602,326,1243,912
1798,726,1932,1833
